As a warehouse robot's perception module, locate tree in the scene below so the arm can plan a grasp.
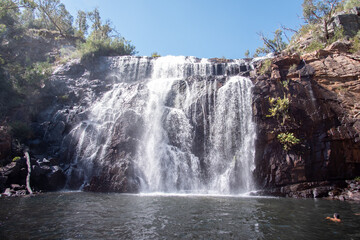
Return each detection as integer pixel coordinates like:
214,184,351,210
34,0,73,35
302,0,342,40
20,7,36,28
75,10,88,38
0,0,35,15
88,8,101,32
254,29,287,57
244,49,250,58
77,8,137,60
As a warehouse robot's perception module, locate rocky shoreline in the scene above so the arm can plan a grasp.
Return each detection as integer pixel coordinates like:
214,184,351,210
0,150,66,197
254,180,360,201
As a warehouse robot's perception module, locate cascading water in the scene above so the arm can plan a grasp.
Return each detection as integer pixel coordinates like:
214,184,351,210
64,56,256,194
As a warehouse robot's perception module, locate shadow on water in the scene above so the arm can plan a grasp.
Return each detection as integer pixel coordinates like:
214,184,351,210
1,192,360,239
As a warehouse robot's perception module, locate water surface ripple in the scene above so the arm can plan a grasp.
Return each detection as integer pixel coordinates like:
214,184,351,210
1,192,360,239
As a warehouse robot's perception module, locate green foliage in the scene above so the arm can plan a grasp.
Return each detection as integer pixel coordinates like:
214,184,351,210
267,96,290,125
22,60,52,87
289,64,298,72
58,94,69,103
254,29,287,57
0,0,36,15
302,0,342,40
10,121,32,141
344,0,360,11
78,36,136,61
151,52,161,58
297,24,315,38
0,0,137,134
34,0,74,35
12,156,21,162
302,0,341,24
354,176,360,181
304,39,325,52
277,132,300,151
244,49,250,58
259,59,272,75
88,8,101,33
73,7,136,61
75,10,87,39
328,26,345,44
281,79,290,90
350,30,360,53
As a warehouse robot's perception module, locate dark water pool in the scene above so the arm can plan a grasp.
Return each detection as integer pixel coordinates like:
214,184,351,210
1,192,360,239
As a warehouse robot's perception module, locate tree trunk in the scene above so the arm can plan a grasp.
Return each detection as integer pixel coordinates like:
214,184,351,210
24,152,33,194
324,19,329,40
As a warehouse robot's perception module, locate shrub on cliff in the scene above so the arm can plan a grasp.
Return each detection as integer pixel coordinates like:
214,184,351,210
254,29,287,57
75,8,137,61
266,96,290,125
78,36,136,61
277,132,300,151
151,52,161,58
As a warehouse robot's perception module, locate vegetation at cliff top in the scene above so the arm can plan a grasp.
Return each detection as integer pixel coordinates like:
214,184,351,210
0,0,137,142
151,52,161,58
255,0,360,57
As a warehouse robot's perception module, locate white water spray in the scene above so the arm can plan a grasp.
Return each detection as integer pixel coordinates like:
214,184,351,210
65,56,256,194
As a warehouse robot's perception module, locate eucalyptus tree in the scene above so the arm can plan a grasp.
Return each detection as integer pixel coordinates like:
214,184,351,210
34,0,73,36
75,10,88,38
302,0,342,40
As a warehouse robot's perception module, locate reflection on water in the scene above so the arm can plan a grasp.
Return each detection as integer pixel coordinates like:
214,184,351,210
1,192,360,239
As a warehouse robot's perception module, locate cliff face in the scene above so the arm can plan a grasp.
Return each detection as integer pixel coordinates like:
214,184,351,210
252,41,360,198
1,39,360,198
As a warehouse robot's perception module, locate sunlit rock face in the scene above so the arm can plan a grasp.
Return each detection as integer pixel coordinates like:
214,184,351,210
252,49,360,198
38,45,360,198
41,56,256,194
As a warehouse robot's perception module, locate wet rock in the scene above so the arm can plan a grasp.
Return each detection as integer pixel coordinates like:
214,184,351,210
3,188,13,196
0,176,7,193
0,126,11,164
84,160,140,193
44,121,66,143
53,59,85,77
10,184,24,191
31,163,66,191
47,166,66,191
15,190,27,196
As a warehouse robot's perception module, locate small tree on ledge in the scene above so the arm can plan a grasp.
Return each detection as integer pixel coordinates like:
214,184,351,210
254,29,287,57
302,0,342,40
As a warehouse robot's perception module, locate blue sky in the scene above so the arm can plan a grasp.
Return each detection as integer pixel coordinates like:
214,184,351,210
61,0,304,59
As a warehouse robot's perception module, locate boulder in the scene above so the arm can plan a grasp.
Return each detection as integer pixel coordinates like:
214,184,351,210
47,166,66,191
332,13,360,37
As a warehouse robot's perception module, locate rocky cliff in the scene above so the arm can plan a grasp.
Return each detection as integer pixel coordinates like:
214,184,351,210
1,40,360,199
252,40,360,199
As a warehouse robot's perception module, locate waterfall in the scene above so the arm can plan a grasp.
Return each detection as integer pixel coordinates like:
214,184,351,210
207,77,256,193
64,56,256,194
